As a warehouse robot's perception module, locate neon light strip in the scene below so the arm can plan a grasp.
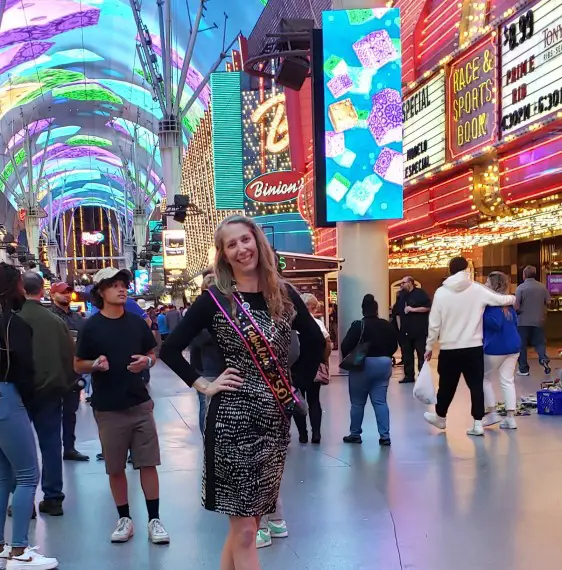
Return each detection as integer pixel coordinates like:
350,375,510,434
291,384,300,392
397,184,472,220
505,183,562,204
424,0,457,23
501,150,562,186
500,133,562,163
420,10,459,51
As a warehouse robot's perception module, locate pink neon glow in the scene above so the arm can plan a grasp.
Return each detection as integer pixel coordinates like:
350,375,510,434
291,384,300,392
0,41,54,74
141,33,211,108
0,0,100,49
32,144,117,166
7,118,54,151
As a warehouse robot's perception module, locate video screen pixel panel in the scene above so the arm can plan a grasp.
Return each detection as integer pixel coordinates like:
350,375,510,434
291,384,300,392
321,9,403,223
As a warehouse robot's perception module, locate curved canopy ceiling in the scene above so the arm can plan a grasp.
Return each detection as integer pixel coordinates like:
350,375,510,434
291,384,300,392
0,0,265,219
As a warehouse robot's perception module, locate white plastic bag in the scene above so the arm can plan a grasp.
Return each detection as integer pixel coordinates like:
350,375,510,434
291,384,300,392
413,361,437,405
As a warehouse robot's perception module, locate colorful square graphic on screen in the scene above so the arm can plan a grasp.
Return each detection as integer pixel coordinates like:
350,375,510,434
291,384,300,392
322,9,403,223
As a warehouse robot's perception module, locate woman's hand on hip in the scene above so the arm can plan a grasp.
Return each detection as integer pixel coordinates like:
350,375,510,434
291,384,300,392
205,368,244,397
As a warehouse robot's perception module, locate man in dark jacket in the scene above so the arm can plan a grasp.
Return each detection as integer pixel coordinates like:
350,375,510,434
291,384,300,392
50,281,90,461
20,272,75,516
396,277,431,384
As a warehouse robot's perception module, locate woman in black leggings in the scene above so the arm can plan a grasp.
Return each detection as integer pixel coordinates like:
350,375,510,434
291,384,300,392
293,294,331,444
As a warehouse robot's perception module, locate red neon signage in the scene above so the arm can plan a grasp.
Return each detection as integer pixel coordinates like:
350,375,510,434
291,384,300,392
447,36,498,161
245,171,304,204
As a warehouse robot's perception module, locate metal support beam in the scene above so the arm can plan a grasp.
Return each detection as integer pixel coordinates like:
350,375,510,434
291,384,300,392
175,0,206,110
157,0,171,113
129,0,166,112
180,34,239,120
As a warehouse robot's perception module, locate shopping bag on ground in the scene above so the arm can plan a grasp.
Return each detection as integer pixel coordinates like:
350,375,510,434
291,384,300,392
413,361,437,405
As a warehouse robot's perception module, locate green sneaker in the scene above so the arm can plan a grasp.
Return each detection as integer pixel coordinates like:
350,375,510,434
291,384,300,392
268,520,288,538
256,528,272,549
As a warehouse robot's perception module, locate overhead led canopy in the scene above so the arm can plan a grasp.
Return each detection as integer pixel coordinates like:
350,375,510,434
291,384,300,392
0,0,266,216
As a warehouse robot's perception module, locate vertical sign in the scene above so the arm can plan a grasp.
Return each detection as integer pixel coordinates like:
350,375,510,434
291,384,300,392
501,0,562,133
163,229,187,285
321,8,403,223
403,73,446,180
447,36,498,161
163,230,187,270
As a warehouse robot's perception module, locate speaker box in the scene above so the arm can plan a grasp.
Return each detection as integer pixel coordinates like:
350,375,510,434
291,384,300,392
274,56,309,91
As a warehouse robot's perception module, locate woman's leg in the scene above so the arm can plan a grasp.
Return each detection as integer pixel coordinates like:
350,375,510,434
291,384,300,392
220,530,235,570
0,393,38,552
307,383,322,441
293,387,309,442
498,354,518,416
348,370,369,436
368,358,392,441
228,516,261,570
483,354,499,413
0,448,11,549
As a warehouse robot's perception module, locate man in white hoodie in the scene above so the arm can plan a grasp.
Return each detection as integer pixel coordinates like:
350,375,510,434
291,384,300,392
424,257,516,436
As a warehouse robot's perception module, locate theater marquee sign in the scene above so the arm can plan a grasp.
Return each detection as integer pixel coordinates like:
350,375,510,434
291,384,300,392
501,0,562,133
403,73,446,181
447,36,498,161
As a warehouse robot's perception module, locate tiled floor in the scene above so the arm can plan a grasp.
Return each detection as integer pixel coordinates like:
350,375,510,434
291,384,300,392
11,355,562,569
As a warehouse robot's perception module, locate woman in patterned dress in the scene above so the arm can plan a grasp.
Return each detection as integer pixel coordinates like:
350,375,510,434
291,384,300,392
160,215,324,569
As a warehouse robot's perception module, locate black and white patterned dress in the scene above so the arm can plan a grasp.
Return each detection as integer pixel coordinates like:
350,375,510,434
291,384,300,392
160,286,324,517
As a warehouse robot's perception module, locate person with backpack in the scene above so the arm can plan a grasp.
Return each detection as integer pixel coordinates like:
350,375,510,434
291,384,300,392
341,294,398,446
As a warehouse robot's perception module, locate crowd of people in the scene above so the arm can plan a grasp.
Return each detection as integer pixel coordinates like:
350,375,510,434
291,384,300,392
0,213,551,570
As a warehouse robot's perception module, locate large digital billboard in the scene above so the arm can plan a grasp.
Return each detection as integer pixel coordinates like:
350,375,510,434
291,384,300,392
321,9,402,223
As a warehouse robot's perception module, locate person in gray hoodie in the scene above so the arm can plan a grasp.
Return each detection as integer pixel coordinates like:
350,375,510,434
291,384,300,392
424,257,516,437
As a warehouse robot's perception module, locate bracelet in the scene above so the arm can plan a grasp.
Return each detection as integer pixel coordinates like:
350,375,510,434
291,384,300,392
146,356,153,369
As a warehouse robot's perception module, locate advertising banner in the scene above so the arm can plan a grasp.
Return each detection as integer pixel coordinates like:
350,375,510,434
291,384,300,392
321,8,403,223
162,230,187,271
403,73,446,181
501,0,562,133
447,36,498,161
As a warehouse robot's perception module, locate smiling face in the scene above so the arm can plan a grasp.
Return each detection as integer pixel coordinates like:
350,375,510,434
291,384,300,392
221,222,259,279
99,279,128,307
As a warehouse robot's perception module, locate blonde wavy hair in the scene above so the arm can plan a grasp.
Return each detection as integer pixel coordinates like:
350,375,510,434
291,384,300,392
214,215,294,321
301,293,319,314
486,271,513,319
486,271,509,294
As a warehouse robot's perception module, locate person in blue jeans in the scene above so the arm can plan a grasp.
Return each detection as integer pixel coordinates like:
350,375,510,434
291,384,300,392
341,295,398,446
0,263,58,569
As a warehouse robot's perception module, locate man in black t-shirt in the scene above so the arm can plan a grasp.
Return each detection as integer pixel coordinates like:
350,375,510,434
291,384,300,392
75,268,169,545
397,277,431,384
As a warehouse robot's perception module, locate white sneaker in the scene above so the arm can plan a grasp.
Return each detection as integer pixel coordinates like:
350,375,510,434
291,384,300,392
6,547,58,570
268,519,288,538
482,412,501,427
0,547,11,570
467,420,484,436
111,517,134,543
500,417,518,430
148,519,170,544
424,412,446,430
256,529,272,549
